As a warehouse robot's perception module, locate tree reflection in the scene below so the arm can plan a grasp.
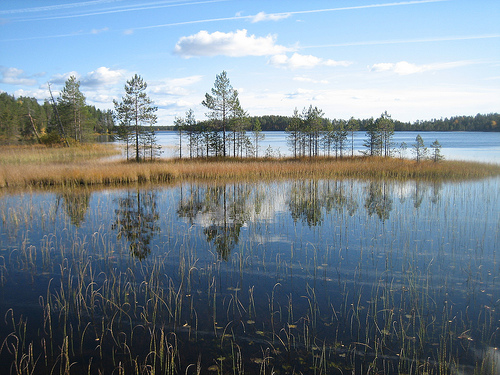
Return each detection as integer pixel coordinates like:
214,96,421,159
58,189,91,227
289,180,323,227
112,189,159,260
323,180,359,217
288,180,360,227
177,184,251,260
364,181,393,222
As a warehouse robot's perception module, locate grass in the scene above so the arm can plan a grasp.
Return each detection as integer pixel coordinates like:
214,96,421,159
0,143,120,165
1,177,499,374
1,145,499,189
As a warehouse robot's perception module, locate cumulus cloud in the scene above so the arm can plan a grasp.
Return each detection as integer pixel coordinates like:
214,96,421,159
150,75,203,96
174,29,292,58
269,53,352,69
49,67,125,87
81,66,126,87
370,60,477,75
250,11,291,23
49,71,80,84
0,67,38,86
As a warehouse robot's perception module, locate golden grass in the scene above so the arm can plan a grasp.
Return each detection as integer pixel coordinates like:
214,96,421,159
0,143,120,165
1,148,499,189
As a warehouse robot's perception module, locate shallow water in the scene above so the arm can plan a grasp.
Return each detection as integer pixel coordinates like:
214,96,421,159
0,177,499,373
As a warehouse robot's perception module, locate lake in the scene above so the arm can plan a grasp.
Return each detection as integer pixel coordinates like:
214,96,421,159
157,131,500,164
1,171,499,373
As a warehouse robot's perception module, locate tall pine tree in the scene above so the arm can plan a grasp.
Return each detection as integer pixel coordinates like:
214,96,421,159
113,74,158,162
58,76,89,142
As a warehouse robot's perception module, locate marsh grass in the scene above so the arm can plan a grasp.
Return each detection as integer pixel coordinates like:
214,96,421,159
0,144,120,165
1,148,499,189
0,170,499,373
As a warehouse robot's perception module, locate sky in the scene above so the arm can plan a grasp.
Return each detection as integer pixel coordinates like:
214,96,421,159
1,0,499,125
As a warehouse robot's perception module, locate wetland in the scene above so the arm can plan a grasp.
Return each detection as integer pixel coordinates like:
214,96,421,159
0,139,499,374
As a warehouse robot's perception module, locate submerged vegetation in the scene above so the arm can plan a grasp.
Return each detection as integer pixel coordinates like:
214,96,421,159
0,178,499,374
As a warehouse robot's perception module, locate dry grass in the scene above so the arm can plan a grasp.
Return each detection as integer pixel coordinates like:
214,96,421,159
0,143,120,165
1,147,499,189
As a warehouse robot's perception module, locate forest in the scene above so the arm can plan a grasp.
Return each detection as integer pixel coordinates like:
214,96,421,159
0,83,114,145
158,113,499,132
0,73,498,149
243,113,499,132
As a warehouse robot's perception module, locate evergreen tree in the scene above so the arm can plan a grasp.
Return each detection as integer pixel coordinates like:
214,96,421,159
252,119,264,158
413,134,427,162
302,105,324,157
363,118,381,156
174,116,184,158
184,109,197,158
430,140,443,162
377,111,395,157
58,76,89,142
347,117,359,157
113,74,158,162
332,119,348,158
202,71,242,157
286,108,302,158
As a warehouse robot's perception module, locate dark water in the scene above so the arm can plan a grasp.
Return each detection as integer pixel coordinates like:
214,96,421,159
0,178,499,374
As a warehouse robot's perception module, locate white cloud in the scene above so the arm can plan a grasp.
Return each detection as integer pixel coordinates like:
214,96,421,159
50,67,125,87
90,27,109,35
13,88,50,101
81,66,126,87
174,29,293,58
250,11,291,23
156,98,194,109
50,71,80,84
370,60,478,75
0,67,38,86
150,75,203,96
293,76,329,84
269,53,352,69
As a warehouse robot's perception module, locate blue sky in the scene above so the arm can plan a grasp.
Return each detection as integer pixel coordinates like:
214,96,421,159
1,0,499,124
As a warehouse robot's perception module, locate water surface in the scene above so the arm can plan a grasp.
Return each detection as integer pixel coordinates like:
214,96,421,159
0,177,499,373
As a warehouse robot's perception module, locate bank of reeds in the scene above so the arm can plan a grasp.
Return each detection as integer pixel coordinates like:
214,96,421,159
0,143,120,165
1,146,499,188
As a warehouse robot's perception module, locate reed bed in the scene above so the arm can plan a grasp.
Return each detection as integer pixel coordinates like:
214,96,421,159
1,152,499,189
0,144,120,165
0,178,499,374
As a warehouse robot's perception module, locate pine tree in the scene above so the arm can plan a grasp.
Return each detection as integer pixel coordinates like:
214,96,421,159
58,76,88,142
413,134,427,162
253,119,265,158
113,74,157,162
286,108,302,158
430,140,444,162
202,71,242,157
347,117,359,157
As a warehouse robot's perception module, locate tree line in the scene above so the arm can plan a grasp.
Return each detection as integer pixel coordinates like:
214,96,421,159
160,112,499,133
251,112,499,132
1,70,494,162
0,79,113,145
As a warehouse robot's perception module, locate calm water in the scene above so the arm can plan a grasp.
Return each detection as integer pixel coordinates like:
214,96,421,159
1,177,499,374
158,131,500,163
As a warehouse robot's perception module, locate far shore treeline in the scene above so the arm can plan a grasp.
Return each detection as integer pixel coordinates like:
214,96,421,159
0,73,499,147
